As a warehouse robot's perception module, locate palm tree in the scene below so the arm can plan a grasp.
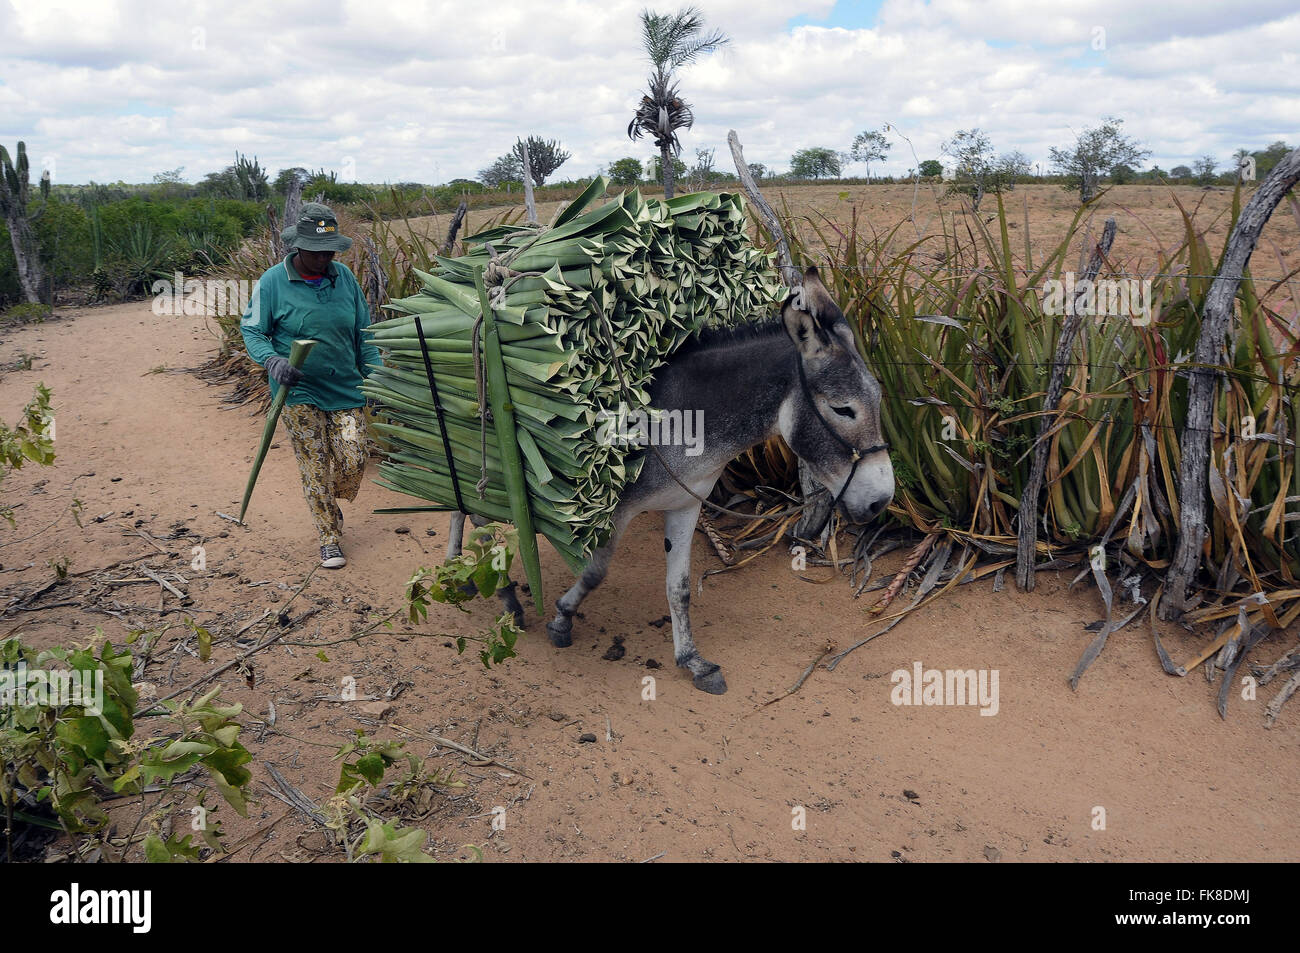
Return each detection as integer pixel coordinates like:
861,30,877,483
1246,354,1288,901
627,7,729,200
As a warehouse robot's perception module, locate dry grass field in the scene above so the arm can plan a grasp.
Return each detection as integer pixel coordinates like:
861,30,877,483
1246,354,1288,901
393,183,1300,294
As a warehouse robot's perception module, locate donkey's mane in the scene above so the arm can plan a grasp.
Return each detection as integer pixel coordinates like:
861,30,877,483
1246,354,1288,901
674,315,787,356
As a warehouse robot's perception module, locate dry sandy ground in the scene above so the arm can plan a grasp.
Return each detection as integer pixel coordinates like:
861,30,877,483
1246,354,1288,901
1,300,1297,863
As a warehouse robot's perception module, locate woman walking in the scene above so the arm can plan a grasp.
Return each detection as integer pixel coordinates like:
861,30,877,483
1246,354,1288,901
240,202,380,568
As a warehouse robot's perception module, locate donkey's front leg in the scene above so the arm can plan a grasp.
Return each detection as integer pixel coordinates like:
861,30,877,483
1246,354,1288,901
664,503,726,694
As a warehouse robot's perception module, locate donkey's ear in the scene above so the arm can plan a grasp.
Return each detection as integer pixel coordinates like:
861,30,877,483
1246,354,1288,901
801,266,844,329
782,281,833,358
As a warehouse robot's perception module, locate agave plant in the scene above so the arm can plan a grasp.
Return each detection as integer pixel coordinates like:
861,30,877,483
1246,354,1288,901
761,186,1300,684
627,6,728,200
109,221,174,296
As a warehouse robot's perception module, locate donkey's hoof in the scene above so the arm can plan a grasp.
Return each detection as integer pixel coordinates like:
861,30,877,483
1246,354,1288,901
693,669,728,694
546,617,573,648
511,608,527,630
458,580,479,598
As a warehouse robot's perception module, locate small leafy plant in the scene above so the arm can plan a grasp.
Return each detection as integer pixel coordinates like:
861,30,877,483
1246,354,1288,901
405,523,524,667
327,730,468,863
1,635,252,861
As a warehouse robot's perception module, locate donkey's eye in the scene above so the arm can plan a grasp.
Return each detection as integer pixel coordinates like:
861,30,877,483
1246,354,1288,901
831,405,856,419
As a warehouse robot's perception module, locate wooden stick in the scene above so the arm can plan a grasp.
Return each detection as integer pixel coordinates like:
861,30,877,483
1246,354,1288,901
263,763,330,829
1016,218,1115,591
1162,148,1300,619
756,647,833,710
521,139,537,225
391,723,531,778
132,529,170,555
441,200,468,256
727,129,835,542
133,616,298,717
140,565,185,600
1265,669,1300,728
726,130,798,285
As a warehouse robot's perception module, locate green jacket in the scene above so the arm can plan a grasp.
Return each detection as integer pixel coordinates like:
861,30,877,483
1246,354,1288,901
240,254,382,410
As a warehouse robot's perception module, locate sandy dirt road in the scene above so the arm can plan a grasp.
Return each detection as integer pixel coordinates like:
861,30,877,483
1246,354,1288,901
0,300,1295,862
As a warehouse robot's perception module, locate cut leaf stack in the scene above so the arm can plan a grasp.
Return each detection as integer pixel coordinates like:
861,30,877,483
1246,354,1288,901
362,179,784,571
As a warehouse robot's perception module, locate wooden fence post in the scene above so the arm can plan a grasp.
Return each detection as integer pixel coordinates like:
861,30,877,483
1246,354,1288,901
727,130,833,540
1016,218,1116,590
521,139,537,225
1160,148,1300,619
441,200,468,256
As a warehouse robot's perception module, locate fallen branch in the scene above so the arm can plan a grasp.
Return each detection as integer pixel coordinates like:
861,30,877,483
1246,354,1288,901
133,611,306,717
1264,669,1300,728
391,723,531,778
262,763,330,829
755,644,834,712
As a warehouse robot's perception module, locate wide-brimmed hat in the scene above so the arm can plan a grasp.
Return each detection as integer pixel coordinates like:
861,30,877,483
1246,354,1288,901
288,202,352,252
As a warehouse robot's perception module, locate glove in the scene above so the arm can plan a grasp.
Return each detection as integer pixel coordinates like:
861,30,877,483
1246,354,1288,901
265,355,304,388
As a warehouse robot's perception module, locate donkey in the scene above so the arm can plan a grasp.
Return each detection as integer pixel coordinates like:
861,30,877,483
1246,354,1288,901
448,267,893,693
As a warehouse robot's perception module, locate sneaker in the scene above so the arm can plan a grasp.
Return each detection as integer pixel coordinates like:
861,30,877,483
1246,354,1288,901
320,543,347,569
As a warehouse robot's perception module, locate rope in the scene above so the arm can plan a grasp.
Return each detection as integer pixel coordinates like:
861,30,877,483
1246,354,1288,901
413,315,467,514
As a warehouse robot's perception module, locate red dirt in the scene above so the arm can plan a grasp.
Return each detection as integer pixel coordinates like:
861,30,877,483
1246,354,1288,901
1,301,1296,862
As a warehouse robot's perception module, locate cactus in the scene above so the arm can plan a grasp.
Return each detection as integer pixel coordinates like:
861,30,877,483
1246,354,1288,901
0,141,49,304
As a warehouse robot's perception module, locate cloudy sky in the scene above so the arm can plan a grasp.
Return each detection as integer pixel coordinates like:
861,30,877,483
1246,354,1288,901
3,0,1297,186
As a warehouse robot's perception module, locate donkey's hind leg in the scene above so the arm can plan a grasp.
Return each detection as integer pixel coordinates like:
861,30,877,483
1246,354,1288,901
448,512,525,628
546,507,636,648
663,502,726,694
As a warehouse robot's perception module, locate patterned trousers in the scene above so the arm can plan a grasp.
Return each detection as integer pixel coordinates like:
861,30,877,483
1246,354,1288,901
280,404,368,545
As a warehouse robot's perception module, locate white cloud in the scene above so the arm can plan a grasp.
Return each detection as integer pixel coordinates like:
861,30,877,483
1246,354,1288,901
0,0,1295,184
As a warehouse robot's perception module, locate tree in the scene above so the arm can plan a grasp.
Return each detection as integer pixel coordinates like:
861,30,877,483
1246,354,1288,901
849,129,891,181
918,159,943,178
789,147,841,179
1000,151,1031,176
1049,117,1151,204
647,154,687,183
198,153,270,202
0,142,50,304
151,167,189,200
1252,140,1292,178
747,162,767,180
273,167,309,195
510,136,570,185
478,155,522,189
608,157,643,186
686,147,720,190
627,6,729,199
941,129,1017,211
1193,155,1217,186
1110,163,1136,184
1170,165,1192,179
1232,148,1252,183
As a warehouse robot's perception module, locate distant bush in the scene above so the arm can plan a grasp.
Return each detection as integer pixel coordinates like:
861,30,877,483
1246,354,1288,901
0,193,265,307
